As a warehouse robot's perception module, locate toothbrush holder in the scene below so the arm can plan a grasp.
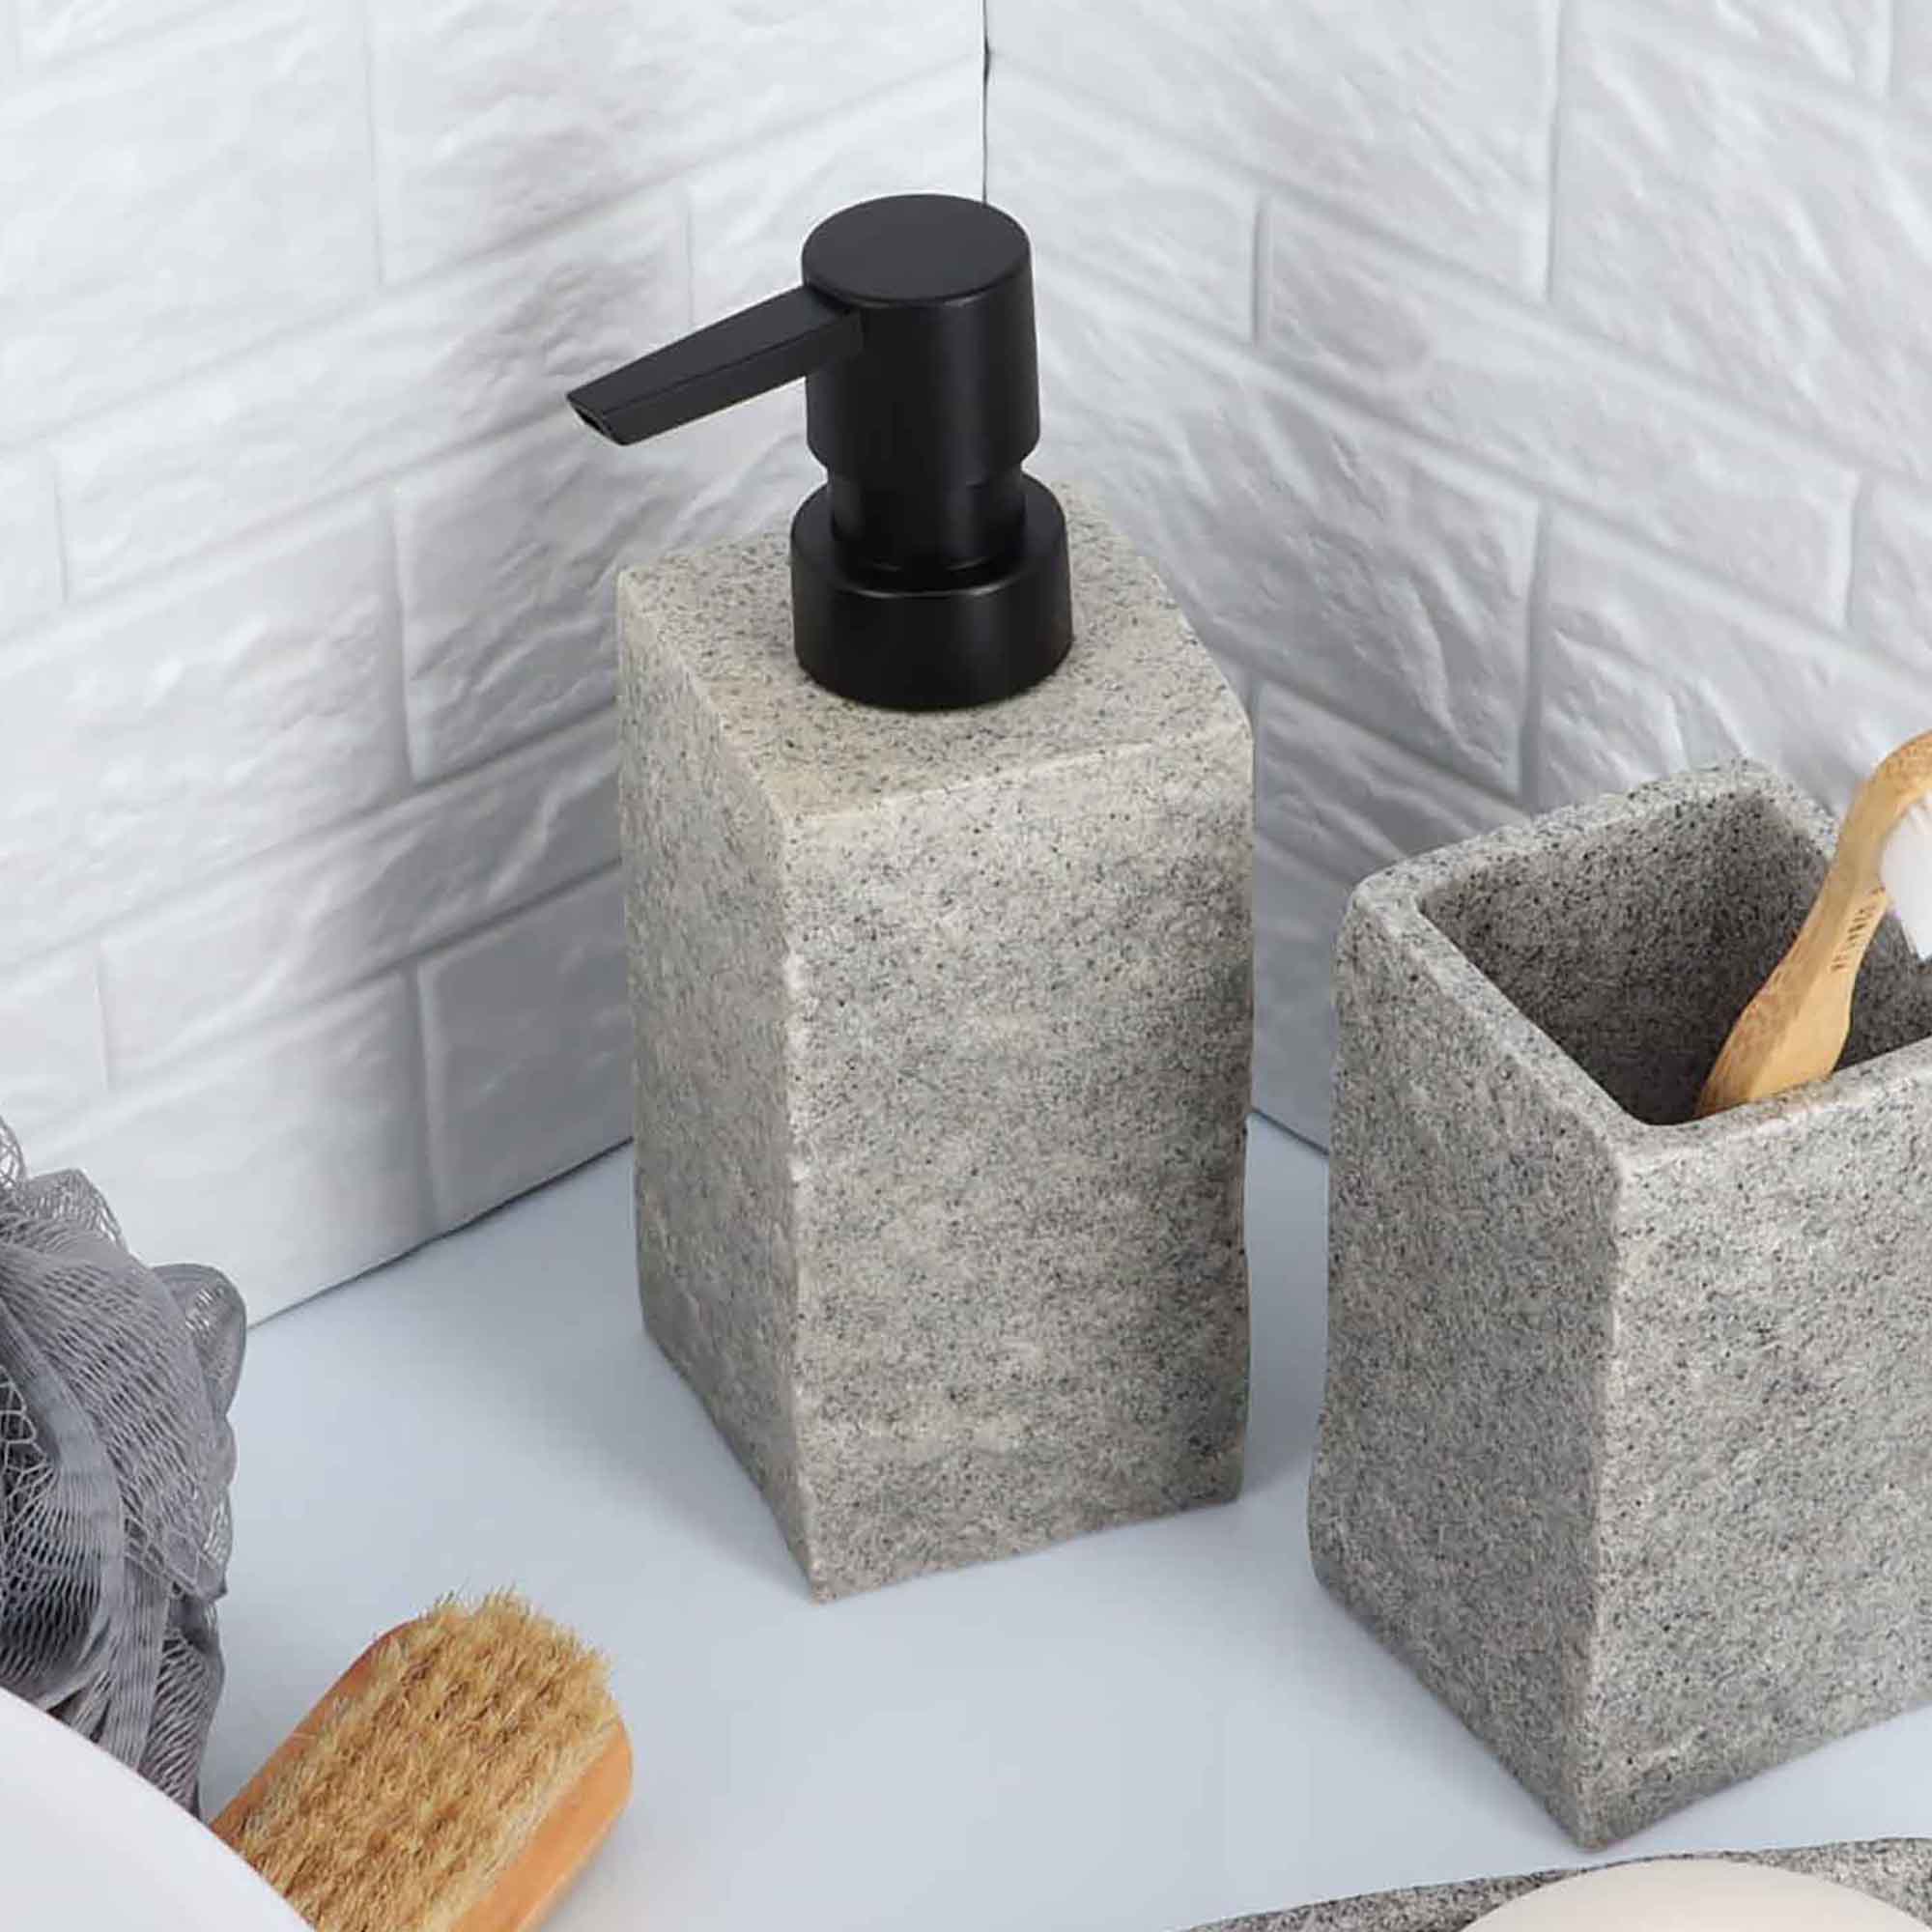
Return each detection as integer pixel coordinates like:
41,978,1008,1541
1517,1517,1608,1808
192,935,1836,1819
1308,760,1932,1847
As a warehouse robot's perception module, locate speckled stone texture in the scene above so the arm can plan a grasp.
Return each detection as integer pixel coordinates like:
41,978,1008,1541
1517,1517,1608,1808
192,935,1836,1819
1309,761,1932,1846
617,490,1252,1600
1186,1840,1932,1931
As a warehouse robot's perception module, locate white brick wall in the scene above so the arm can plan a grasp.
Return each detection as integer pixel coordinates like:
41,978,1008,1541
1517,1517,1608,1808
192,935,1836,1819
16,0,1931,1313
419,867,631,1230
1,0,980,1319
999,0,1932,1145
1,4,379,445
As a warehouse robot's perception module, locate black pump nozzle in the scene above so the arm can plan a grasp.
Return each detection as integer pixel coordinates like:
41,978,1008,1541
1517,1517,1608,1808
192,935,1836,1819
568,286,862,445
565,194,1072,711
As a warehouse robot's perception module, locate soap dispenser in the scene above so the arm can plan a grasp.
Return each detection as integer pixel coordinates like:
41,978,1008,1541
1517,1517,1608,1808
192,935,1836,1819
573,193,1254,1600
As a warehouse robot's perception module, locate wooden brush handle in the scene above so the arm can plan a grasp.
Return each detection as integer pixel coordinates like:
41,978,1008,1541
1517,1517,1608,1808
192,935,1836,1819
212,1621,633,1932
1698,732,1932,1117
452,1728,632,1932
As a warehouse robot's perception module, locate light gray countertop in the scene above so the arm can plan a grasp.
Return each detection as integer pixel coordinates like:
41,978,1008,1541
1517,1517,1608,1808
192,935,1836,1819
205,1119,1932,1932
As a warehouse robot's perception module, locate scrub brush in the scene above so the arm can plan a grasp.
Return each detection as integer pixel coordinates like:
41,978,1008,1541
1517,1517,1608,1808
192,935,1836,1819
212,1594,631,1932
1698,729,1932,1116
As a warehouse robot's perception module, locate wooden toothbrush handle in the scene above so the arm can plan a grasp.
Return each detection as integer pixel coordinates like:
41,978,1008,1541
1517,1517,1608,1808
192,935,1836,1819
1695,879,1889,1115
1698,731,1932,1117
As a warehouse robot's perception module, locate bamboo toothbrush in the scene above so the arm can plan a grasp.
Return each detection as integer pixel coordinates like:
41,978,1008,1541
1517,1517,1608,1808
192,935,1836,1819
213,1594,632,1932
1697,729,1932,1117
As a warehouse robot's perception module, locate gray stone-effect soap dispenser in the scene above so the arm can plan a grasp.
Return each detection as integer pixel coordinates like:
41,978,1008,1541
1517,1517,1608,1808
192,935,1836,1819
570,193,1253,1599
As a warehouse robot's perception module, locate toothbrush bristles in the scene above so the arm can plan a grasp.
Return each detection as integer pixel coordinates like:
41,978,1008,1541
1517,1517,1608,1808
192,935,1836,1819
1881,798,1932,962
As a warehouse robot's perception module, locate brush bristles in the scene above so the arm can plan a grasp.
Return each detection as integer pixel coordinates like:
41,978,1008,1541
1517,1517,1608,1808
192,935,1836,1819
1882,799,1932,962
226,1594,620,1932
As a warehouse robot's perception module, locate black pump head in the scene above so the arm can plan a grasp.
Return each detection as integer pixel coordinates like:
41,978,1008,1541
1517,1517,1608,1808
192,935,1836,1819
566,193,1072,711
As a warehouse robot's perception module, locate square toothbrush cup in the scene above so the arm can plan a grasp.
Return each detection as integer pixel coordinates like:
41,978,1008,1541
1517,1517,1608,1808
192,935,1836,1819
1308,760,1932,1848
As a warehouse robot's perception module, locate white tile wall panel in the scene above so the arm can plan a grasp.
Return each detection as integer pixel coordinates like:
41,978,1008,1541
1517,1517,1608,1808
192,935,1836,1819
988,0,1558,294
101,712,619,1073
0,947,106,1141
1630,0,1889,88
56,194,687,598
419,867,630,1230
0,506,407,971
1558,13,1932,479
1849,482,1932,665
987,65,1258,338
465,68,980,808
1250,689,1520,1141
1034,287,1539,794
688,66,982,321
0,450,62,636
1254,687,1520,890
32,980,430,1322
395,335,846,777
20,0,229,62
0,2,376,444
1537,520,1930,817
1896,0,1932,114
1263,200,1856,623
1251,838,1350,1148
368,0,980,282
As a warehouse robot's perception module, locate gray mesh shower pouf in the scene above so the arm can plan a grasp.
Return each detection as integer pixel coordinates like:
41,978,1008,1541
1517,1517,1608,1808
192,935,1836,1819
0,1115,243,1811
1190,1840,1932,1931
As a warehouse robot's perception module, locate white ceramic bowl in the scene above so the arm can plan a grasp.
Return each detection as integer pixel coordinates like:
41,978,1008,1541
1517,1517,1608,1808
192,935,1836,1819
0,1689,302,1931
